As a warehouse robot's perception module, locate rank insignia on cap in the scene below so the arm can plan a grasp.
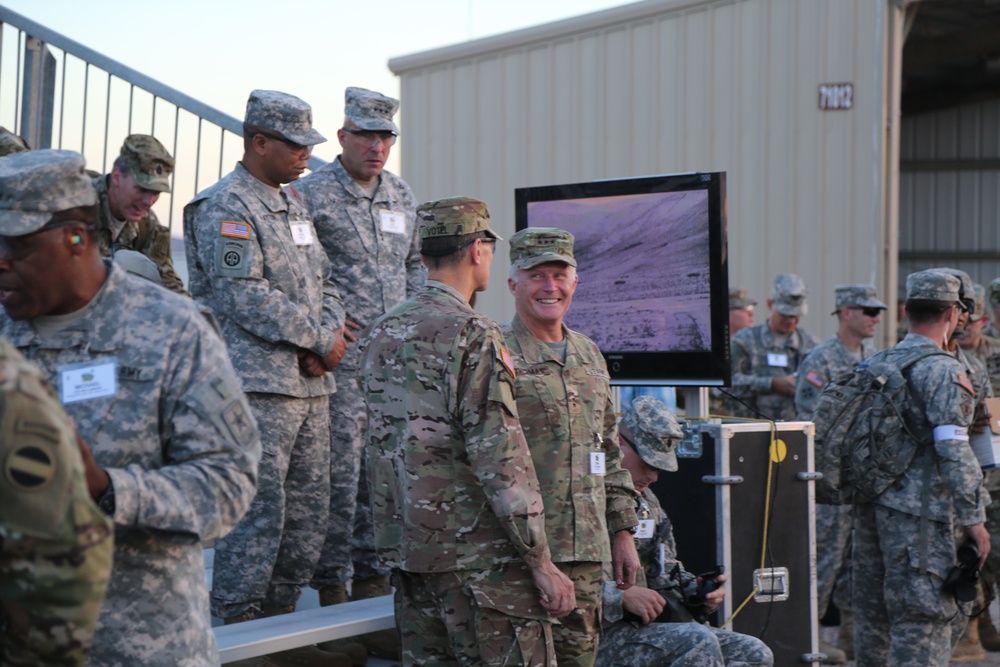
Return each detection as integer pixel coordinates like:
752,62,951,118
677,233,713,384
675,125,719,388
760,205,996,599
805,370,825,388
5,445,55,490
220,221,251,239
498,347,516,380
957,373,974,396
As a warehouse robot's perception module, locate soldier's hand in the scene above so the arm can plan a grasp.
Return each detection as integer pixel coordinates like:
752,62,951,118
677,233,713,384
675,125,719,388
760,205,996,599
531,559,576,618
321,328,349,371
771,374,797,397
77,435,111,500
972,401,992,434
344,318,362,344
701,573,727,613
622,586,666,625
965,523,990,568
297,349,327,377
613,529,641,590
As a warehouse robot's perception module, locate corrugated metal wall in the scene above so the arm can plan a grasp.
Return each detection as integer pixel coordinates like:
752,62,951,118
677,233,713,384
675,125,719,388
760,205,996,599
390,0,890,341
899,98,1000,290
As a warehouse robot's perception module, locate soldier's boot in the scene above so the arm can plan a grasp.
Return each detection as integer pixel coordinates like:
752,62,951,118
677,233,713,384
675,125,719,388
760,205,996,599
952,618,987,663
261,604,356,667
352,577,401,661
836,610,854,660
981,612,1000,652
224,608,260,625
318,583,351,607
315,583,370,664
818,639,846,664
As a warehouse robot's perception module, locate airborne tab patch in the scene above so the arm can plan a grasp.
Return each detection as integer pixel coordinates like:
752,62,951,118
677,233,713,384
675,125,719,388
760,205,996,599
220,221,251,239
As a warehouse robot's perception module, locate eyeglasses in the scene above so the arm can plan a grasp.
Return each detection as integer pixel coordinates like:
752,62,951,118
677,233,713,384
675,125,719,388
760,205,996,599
482,238,497,251
257,131,311,155
854,307,883,317
342,128,397,147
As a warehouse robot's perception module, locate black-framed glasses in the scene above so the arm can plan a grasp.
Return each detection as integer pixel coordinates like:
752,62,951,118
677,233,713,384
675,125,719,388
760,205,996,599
854,307,883,317
482,238,497,251
342,128,397,147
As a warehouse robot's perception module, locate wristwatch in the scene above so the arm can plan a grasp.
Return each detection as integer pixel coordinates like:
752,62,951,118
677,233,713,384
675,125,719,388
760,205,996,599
97,483,116,517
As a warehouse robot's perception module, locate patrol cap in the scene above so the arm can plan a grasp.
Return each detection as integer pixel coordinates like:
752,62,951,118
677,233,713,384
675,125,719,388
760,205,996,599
416,196,501,241
771,273,808,316
934,267,974,313
509,227,576,270
344,87,400,135
0,149,97,236
620,395,684,473
0,126,29,157
905,269,960,303
245,89,326,146
831,284,887,314
970,284,986,322
113,248,162,286
729,288,756,309
119,134,174,193
989,278,1000,309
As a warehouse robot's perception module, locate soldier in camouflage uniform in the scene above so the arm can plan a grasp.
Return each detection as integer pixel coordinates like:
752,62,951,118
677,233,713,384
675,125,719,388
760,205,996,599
92,134,187,293
185,90,344,636
361,197,577,665
709,288,757,416
296,88,425,620
0,149,260,666
852,269,989,667
729,273,818,420
596,396,773,667
0,126,29,156
501,227,640,666
984,279,1000,339
795,284,886,663
0,337,112,667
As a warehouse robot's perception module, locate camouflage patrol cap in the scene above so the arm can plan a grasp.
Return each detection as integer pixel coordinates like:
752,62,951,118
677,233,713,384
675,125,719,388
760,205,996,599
621,395,684,472
245,89,326,146
934,267,974,313
113,249,162,286
509,227,576,270
970,284,986,322
416,196,501,241
0,150,97,236
989,278,1000,308
831,284,887,314
119,135,174,193
905,269,960,303
729,288,756,309
771,273,808,316
344,87,400,135
0,126,29,157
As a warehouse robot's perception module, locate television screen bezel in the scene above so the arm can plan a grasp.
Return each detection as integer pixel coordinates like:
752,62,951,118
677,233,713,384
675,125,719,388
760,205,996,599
514,172,730,386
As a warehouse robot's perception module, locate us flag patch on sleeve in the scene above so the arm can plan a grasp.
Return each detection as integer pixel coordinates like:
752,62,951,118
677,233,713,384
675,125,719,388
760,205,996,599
805,370,825,388
957,373,974,395
220,221,251,239
498,347,517,380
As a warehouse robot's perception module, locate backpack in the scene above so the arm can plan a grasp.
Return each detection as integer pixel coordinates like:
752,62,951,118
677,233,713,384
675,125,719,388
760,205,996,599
812,345,951,505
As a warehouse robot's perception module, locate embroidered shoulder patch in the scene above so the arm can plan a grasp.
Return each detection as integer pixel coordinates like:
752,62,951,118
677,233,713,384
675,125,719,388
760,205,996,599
957,373,975,396
498,347,516,380
805,369,825,388
220,221,251,239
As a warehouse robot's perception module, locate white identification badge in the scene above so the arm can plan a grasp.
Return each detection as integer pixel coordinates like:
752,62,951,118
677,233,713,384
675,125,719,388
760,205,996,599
767,352,789,367
933,425,969,442
590,451,606,475
60,358,117,404
635,519,655,539
289,220,314,246
380,210,406,235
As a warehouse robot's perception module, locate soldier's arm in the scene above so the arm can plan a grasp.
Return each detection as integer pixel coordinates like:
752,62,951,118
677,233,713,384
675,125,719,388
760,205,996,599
102,314,261,541
187,196,337,358
399,183,426,297
600,369,639,533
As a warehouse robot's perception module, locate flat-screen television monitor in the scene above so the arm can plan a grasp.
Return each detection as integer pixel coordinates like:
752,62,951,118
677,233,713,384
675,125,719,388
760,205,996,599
514,172,729,386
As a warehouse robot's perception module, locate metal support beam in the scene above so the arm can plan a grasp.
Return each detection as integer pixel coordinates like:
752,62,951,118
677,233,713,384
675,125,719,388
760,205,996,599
19,36,54,148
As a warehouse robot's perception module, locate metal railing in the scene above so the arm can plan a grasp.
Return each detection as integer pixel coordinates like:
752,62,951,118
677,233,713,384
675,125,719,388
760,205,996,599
0,4,324,234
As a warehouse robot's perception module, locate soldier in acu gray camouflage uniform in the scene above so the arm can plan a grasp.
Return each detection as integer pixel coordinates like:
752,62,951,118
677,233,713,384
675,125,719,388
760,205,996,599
596,396,773,667
296,88,425,617
0,149,260,666
502,227,640,667
361,197,577,665
852,269,989,667
92,134,187,294
729,273,818,420
0,337,112,667
795,283,886,663
184,90,345,630
0,126,29,156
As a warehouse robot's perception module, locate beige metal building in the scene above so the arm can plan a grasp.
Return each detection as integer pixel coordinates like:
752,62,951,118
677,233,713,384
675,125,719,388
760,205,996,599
389,0,1000,345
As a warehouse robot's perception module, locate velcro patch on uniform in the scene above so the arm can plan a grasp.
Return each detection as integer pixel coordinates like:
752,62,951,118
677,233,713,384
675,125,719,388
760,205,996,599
220,221,251,239
957,373,975,396
498,347,516,380
5,444,55,490
805,370,825,388
586,368,610,378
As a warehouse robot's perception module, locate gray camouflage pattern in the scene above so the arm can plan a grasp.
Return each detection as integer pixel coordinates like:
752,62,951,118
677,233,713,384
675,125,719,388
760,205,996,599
0,339,112,667
296,155,424,587
0,150,96,236
967,333,1000,408
622,394,684,472
906,269,960,302
244,89,326,146
0,126,29,156
597,489,772,667
344,87,400,135
832,283,887,311
771,273,808,316
728,323,818,420
0,262,260,667
93,174,187,294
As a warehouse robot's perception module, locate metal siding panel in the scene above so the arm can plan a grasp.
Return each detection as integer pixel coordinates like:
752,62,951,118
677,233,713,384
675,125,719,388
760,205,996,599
604,26,632,178
630,20,657,175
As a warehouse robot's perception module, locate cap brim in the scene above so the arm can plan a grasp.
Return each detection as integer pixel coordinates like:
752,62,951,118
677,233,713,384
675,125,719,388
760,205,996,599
0,209,55,236
513,252,577,270
135,174,171,193
284,128,327,146
350,117,400,135
775,303,807,316
638,445,678,473
484,228,503,242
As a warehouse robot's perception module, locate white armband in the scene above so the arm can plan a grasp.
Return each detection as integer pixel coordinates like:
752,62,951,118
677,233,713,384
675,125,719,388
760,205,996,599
933,425,969,442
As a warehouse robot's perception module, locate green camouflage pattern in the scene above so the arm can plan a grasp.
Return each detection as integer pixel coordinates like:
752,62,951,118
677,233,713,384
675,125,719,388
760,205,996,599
509,227,577,270
728,287,756,309
119,134,174,193
417,196,500,240
0,150,96,236
0,339,112,667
